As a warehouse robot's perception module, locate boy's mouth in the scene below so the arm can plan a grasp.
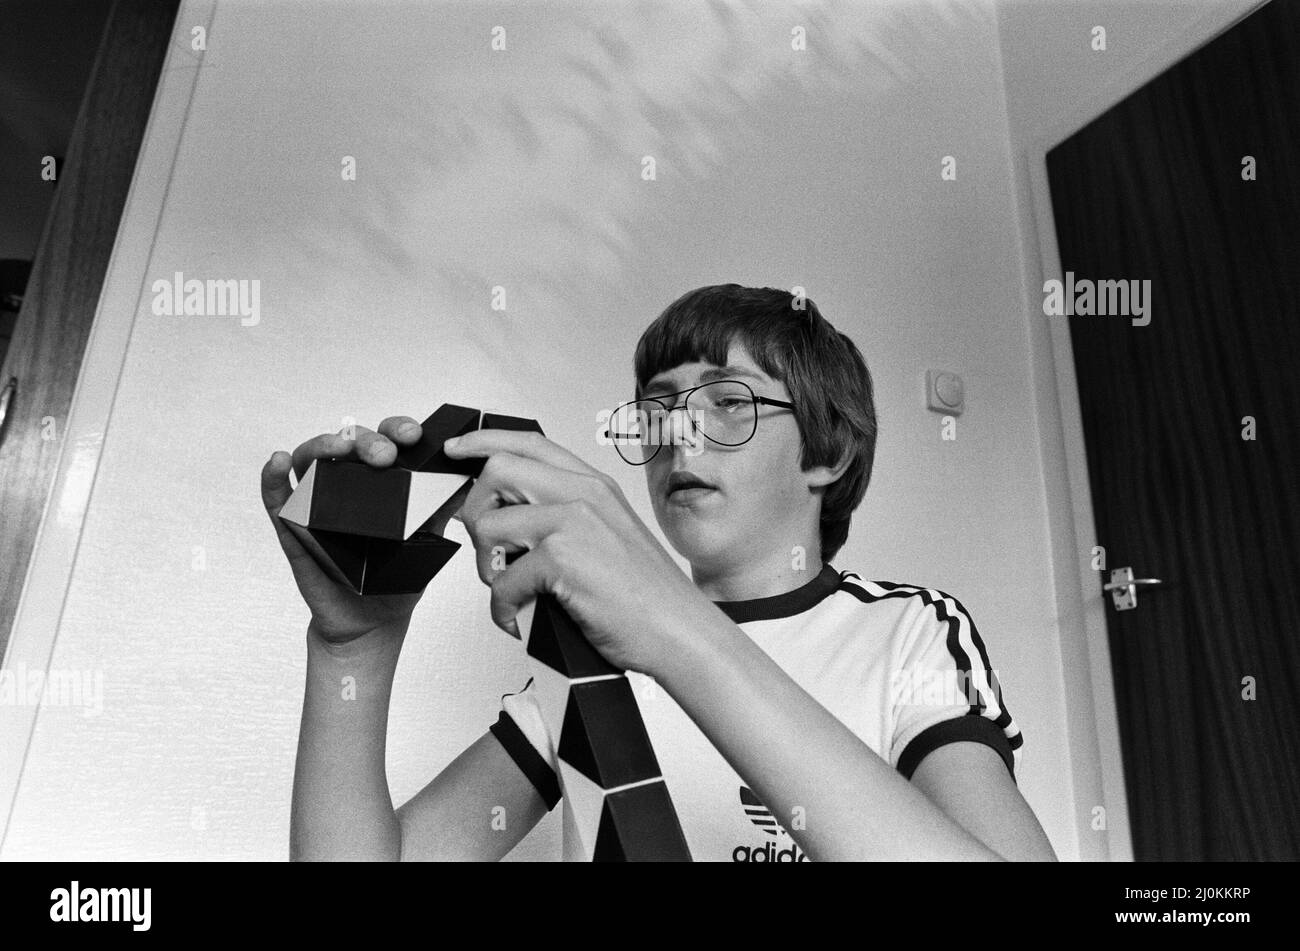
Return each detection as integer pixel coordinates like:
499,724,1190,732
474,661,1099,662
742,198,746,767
665,471,717,500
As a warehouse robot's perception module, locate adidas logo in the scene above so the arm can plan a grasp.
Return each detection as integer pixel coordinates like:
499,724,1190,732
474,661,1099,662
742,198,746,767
735,786,810,862
740,785,784,837
732,840,810,862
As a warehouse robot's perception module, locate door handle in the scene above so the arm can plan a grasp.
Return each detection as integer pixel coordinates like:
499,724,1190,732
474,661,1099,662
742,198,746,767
1104,566,1163,611
0,375,16,450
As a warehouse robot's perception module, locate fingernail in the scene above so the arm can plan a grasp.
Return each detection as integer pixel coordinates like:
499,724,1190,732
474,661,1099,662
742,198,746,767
443,436,461,449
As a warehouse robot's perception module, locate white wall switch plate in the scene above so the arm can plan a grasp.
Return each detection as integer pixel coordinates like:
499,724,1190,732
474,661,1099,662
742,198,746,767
926,369,965,415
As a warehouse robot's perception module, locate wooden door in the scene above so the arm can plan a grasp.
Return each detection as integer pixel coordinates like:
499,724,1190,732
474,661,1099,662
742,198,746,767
1047,0,1300,860
0,0,179,656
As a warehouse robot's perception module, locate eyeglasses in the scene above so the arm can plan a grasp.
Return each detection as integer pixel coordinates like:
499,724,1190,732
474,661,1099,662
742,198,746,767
604,379,795,465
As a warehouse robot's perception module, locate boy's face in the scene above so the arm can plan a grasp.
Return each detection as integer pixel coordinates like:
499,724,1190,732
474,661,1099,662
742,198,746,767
641,341,821,572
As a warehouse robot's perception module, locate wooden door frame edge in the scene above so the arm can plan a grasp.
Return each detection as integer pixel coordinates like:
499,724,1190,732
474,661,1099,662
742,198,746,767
1013,0,1271,862
0,0,217,855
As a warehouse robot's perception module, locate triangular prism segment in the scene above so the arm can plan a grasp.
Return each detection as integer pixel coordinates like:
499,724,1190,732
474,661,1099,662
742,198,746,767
557,678,661,789
403,472,473,539
527,660,571,746
276,458,318,528
427,478,473,537
281,522,367,591
592,781,691,862
481,413,545,438
561,789,591,862
525,596,619,678
355,532,462,595
515,600,537,648
395,404,483,477
558,761,606,862
280,460,411,540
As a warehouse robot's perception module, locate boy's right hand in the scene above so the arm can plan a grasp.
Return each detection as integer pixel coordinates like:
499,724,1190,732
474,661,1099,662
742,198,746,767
261,415,431,647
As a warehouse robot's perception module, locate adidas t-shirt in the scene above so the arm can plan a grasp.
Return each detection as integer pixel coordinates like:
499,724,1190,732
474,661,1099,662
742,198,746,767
487,563,1023,862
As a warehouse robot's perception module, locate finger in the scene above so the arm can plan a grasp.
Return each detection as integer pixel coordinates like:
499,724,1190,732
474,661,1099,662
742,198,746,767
443,428,596,478
291,432,358,480
289,426,391,479
261,451,311,552
261,450,295,516
470,502,569,586
377,415,423,445
348,425,399,467
263,450,347,588
488,542,553,639
458,452,603,534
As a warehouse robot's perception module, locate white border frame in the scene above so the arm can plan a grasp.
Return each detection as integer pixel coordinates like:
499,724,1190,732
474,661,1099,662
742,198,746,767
0,0,1270,861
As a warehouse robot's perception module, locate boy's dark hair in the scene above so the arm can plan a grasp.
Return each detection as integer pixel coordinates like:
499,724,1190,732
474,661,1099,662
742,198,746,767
632,284,877,564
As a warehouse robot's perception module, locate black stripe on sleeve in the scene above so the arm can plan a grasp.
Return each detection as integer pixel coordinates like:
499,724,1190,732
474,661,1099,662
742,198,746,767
489,711,562,811
896,714,1017,783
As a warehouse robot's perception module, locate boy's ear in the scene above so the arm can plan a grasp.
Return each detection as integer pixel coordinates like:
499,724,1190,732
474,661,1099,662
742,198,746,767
805,446,852,490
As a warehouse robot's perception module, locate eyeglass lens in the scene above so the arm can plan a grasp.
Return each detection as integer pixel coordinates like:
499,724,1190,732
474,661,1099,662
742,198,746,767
609,380,757,464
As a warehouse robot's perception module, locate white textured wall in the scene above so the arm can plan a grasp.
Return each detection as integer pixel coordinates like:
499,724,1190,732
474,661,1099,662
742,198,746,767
5,0,1086,859
999,0,1261,146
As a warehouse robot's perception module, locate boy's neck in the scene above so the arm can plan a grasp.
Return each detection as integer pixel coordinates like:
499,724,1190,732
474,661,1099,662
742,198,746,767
691,553,826,603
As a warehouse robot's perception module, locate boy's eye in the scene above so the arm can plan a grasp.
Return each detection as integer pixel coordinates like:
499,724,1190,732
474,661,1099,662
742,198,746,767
707,394,750,412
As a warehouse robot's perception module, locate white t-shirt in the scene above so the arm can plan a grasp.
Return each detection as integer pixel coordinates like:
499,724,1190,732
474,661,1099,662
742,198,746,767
486,563,1023,862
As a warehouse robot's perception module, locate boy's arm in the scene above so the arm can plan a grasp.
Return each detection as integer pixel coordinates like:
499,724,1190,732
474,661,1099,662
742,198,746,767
654,599,1056,862
908,741,1057,861
290,621,547,861
290,623,406,861
394,727,550,861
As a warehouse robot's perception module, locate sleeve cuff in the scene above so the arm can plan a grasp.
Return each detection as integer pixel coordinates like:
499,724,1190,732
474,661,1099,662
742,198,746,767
896,715,1017,783
489,710,562,811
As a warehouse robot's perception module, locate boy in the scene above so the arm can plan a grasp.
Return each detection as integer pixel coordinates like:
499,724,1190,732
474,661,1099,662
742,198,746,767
261,284,1057,861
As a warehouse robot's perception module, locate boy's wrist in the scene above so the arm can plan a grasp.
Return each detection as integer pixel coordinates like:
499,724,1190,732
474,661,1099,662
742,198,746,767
306,619,409,663
648,600,741,694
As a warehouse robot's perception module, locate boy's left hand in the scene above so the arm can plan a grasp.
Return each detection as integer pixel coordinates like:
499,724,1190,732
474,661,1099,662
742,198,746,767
442,428,715,677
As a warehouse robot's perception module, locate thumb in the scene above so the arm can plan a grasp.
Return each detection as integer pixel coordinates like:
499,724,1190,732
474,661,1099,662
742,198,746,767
261,451,309,554
261,450,295,514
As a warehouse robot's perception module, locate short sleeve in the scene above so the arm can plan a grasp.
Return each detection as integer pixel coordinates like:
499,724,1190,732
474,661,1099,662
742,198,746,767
888,591,1023,782
488,678,562,811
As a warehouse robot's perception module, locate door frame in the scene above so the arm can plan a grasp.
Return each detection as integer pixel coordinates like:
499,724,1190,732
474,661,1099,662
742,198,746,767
1017,0,1271,862
0,0,215,854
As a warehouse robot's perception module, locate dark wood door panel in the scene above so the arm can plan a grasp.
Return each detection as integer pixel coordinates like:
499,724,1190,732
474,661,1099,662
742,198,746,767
1047,0,1300,860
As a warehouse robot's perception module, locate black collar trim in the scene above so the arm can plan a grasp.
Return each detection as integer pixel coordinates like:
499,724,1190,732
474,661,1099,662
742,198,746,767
711,563,844,624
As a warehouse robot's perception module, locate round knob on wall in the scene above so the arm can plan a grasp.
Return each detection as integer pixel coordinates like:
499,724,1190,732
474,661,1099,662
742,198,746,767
935,372,963,407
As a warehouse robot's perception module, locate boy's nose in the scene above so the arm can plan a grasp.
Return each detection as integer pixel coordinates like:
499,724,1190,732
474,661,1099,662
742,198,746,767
664,405,704,455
